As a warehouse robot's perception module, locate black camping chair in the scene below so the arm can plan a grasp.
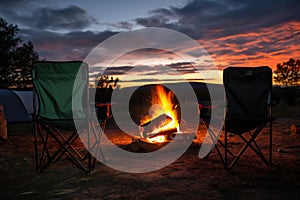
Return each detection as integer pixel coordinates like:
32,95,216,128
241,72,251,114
203,66,273,168
32,61,107,172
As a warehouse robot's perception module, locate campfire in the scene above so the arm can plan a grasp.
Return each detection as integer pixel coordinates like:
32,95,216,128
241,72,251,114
138,85,180,144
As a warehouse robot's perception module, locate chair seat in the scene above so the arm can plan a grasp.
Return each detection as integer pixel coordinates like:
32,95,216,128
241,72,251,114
225,118,267,134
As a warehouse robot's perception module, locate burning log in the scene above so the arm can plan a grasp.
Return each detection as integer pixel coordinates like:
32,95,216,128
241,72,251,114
130,137,169,152
140,113,172,138
129,132,196,153
148,128,177,139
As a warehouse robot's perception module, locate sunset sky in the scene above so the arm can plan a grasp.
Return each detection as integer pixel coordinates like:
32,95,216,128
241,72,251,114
1,0,300,86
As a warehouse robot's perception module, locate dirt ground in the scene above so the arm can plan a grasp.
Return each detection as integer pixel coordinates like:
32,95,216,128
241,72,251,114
1,117,300,200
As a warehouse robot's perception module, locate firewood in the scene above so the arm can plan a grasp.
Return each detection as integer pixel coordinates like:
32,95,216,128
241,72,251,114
140,113,172,137
148,128,177,139
138,138,168,152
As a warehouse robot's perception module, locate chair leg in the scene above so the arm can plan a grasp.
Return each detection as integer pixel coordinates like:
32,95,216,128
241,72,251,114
201,118,274,168
90,119,107,170
36,123,52,172
225,130,228,167
36,122,91,173
33,120,39,171
42,130,88,172
238,134,269,165
269,119,273,166
202,120,235,166
228,124,269,168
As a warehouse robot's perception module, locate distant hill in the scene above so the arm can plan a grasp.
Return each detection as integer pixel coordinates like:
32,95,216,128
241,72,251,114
113,82,225,104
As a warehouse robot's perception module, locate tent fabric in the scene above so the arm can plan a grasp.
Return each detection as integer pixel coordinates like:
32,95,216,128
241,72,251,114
0,89,32,122
13,90,37,115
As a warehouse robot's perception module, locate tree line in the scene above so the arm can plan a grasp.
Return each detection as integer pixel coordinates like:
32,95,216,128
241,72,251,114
0,18,39,88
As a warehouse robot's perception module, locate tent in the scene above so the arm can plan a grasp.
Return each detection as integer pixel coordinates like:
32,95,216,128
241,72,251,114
0,89,34,122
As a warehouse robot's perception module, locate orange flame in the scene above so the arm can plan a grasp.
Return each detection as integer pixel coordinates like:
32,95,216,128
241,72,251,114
140,85,180,143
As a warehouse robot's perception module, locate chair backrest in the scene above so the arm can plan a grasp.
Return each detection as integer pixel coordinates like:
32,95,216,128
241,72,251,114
32,61,88,121
223,66,272,132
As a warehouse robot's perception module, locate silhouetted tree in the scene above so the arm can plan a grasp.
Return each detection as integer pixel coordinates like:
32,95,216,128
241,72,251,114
274,58,300,87
0,18,39,88
94,73,119,102
94,73,119,89
94,74,119,119
274,58,300,105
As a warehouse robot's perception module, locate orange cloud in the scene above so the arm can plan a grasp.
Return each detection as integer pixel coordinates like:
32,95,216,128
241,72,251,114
198,21,300,70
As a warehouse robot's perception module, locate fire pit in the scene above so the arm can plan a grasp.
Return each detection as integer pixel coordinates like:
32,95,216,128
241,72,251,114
130,132,195,152
128,85,195,152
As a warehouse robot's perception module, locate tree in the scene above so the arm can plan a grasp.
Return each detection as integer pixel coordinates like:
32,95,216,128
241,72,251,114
274,58,300,105
0,18,39,88
94,73,119,89
274,58,300,87
93,74,119,119
93,73,119,102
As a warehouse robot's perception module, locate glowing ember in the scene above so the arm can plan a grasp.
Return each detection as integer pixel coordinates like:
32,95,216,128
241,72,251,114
147,135,166,143
140,85,180,143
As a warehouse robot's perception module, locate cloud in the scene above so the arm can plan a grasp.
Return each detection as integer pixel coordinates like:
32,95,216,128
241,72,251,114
135,16,169,27
166,62,198,74
0,0,28,8
16,5,98,31
103,66,134,75
128,0,298,68
149,8,175,17
2,0,300,69
96,61,200,78
20,29,119,61
0,1,98,31
135,0,300,39
104,21,134,30
0,0,31,23
119,78,206,83
204,21,300,68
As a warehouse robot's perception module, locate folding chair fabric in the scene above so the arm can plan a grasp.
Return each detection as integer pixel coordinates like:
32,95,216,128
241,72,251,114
33,61,88,122
224,67,272,134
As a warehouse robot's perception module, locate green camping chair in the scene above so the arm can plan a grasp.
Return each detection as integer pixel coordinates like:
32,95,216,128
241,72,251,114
202,66,273,168
32,61,105,172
